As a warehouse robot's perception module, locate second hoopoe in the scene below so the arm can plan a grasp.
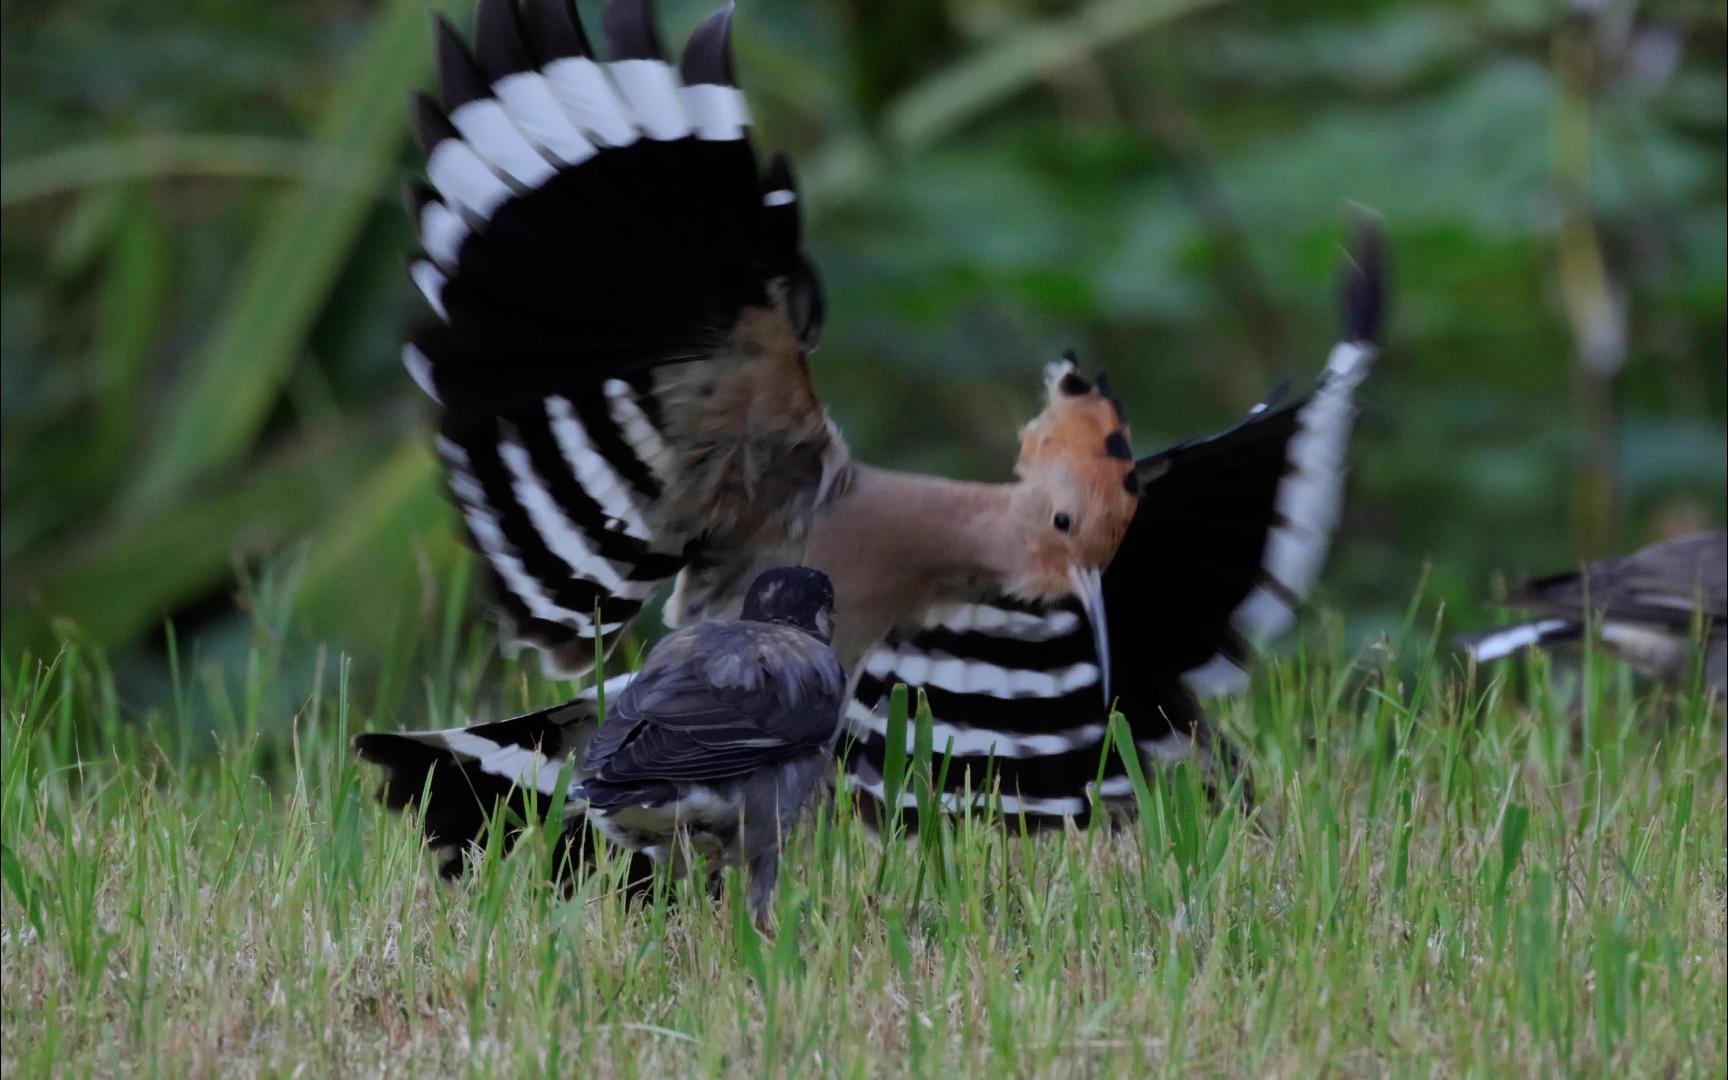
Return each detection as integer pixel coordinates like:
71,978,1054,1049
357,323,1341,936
356,0,1388,866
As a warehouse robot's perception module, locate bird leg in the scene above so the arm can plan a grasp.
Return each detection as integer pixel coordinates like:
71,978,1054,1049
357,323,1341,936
746,850,781,932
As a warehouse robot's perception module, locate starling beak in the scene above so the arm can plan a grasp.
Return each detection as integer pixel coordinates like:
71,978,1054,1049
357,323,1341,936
1459,531,1726,691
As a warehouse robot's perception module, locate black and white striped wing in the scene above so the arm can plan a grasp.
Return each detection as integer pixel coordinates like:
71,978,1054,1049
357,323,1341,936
406,0,837,677
843,597,1130,822
353,671,637,874
844,227,1387,824
1122,328,1379,700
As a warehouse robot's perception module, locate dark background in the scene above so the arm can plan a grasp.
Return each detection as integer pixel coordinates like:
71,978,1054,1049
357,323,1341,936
3,0,1723,721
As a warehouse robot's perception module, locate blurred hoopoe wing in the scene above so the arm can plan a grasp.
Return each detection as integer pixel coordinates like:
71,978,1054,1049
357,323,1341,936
406,0,841,677
845,227,1386,825
1107,219,1385,699
1113,335,1378,696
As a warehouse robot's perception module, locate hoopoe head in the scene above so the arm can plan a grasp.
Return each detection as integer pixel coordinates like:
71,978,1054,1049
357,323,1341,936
1006,353,1139,701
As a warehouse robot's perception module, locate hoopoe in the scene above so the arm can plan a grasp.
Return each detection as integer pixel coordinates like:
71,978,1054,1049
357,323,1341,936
573,567,844,922
355,0,1388,869
1458,531,1725,691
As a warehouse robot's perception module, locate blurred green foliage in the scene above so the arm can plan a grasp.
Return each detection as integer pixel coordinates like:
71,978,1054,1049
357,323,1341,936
3,0,1724,701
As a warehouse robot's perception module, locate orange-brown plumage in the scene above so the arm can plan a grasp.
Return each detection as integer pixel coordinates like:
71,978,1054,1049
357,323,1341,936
1013,356,1139,590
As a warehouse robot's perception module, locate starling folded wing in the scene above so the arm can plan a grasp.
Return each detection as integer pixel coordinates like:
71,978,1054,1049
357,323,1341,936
581,622,846,803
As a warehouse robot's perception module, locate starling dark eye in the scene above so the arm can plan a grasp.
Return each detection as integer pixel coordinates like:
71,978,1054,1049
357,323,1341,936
1053,512,1072,533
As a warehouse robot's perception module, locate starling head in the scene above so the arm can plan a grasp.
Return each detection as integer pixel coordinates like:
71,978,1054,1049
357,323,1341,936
1003,353,1140,701
740,566,838,642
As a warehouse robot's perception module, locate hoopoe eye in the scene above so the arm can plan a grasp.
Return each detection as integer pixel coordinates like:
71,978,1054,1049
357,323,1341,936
1052,512,1072,533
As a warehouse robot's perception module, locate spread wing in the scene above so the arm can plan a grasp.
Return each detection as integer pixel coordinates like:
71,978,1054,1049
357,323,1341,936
408,0,843,677
583,623,845,788
844,226,1387,824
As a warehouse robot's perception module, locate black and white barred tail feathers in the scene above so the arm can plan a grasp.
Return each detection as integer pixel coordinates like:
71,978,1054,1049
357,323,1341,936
844,597,1140,822
353,672,634,874
406,0,836,677
843,222,1388,824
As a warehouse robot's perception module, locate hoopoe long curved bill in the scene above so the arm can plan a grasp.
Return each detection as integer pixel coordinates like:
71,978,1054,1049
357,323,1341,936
355,0,1390,864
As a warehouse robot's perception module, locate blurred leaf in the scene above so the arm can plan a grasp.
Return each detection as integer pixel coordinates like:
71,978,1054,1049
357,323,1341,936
291,440,459,650
1214,60,1560,238
90,190,171,449
125,0,443,511
45,187,126,280
1,135,382,209
3,425,396,657
886,0,1227,155
1201,7,1476,89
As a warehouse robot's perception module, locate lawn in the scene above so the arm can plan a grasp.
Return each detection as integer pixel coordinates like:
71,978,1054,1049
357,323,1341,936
2,619,1723,1077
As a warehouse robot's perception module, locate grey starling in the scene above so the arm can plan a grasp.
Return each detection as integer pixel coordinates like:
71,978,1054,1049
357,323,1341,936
575,566,844,921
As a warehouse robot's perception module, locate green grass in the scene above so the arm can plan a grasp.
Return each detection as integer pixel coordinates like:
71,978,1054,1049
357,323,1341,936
1,621,1723,1077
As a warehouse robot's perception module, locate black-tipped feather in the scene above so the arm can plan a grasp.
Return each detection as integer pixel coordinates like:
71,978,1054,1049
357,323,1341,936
602,0,666,61
524,0,593,59
680,5,737,85
1342,215,1388,345
411,92,461,156
435,16,492,109
474,0,537,79
1094,371,1126,424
